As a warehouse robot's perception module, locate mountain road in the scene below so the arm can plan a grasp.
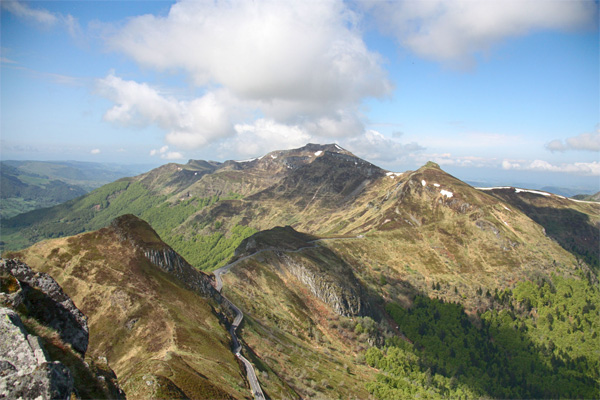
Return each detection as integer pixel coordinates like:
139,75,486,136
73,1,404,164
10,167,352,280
212,235,363,400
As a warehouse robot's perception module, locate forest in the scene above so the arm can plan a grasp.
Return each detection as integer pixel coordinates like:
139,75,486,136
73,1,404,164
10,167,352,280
366,272,599,399
3,180,255,271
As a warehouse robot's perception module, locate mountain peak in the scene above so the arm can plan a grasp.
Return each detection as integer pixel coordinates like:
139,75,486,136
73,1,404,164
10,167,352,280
109,214,165,250
422,161,441,169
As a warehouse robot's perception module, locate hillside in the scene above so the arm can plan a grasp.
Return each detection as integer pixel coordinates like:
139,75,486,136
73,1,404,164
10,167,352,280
0,160,150,218
5,215,251,399
2,144,599,398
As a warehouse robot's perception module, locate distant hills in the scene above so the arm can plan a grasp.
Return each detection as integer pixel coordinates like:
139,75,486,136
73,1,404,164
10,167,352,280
2,144,598,398
0,160,153,218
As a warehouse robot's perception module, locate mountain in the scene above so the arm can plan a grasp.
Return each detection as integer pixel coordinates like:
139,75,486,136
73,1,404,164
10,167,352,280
480,187,599,270
1,258,123,399
572,191,600,202
0,160,152,219
2,144,599,398
5,214,253,399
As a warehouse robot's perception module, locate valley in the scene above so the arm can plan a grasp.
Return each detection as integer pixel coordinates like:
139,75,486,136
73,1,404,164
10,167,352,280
1,144,599,399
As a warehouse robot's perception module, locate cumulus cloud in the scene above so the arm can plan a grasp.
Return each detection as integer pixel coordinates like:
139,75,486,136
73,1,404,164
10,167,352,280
109,0,390,105
100,0,391,149
149,145,185,160
228,119,313,158
369,0,597,68
546,130,600,152
502,159,600,176
97,74,236,147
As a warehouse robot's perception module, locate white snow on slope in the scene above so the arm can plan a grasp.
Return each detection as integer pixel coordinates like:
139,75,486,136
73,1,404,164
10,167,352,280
315,151,323,156
422,180,427,186
433,183,440,187
440,190,453,198
335,144,342,150
271,154,277,159
515,188,551,196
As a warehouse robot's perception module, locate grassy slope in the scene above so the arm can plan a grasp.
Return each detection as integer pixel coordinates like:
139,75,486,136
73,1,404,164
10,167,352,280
5,227,248,399
222,254,376,400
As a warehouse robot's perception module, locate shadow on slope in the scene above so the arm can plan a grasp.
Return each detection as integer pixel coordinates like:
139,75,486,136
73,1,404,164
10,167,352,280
371,289,598,399
490,192,599,270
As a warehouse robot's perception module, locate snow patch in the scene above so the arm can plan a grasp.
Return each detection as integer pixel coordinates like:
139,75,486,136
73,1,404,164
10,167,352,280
421,180,427,186
315,150,323,156
433,183,440,187
503,205,511,212
194,172,198,176
270,154,277,159
569,198,597,204
237,158,257,163
335,144,342,150
515,188,550,196
476,187,512,190
440,190,453,198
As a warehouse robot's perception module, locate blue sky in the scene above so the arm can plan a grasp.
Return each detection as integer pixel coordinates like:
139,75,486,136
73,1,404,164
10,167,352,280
1,0,598,192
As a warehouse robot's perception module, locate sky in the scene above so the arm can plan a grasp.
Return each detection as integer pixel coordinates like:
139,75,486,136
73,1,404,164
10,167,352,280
1,0,599,192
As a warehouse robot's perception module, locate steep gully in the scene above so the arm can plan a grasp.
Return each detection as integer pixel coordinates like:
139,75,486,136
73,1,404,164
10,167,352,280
212,237,362,400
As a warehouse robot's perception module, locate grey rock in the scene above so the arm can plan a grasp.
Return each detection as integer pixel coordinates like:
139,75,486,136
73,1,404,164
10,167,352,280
144,248,219,299
274,251,369,317
0,308,74,400
0,259,89,355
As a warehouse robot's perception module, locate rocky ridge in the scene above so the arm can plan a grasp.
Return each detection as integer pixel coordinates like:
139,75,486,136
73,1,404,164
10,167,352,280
110,214,220,299
1,258,88,354
0,259,123,399
0,307,74,400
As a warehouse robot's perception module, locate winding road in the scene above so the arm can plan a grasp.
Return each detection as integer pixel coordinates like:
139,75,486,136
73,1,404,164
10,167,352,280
212,235,363,399
214,258,266,400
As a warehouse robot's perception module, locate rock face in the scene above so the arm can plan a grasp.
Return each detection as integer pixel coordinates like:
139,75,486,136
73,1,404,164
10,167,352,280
144,248,219,298
0,307,74,400
0,259,88,355
110,214,220,299
276,251,368,317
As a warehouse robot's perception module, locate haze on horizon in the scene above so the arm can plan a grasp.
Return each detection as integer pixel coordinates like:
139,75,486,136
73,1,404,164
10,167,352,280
1,0,598,192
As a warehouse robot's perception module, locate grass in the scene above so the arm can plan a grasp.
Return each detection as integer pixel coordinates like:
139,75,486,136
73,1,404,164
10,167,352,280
10,224,249,399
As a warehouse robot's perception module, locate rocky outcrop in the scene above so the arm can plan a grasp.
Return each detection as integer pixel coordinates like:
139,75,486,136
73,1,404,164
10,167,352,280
0,259,88,355
110,214,220,299
0,307,74,400
274,251,369,317
144,248,219,299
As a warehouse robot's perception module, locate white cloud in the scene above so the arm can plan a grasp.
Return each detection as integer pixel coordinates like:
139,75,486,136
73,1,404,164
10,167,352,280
97,74,236,147
90,148,101,154
228,119,313,158
102,0,391,146
344,130,424,164
2,1,82,38
2,0,58,25
149,145,185,160
414,152,496,168
502,159,600,176
546,130,600,152
109,0,390,105
369,0,597,68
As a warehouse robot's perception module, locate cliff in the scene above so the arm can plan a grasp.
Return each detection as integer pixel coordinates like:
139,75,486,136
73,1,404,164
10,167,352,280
0,259,124,399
